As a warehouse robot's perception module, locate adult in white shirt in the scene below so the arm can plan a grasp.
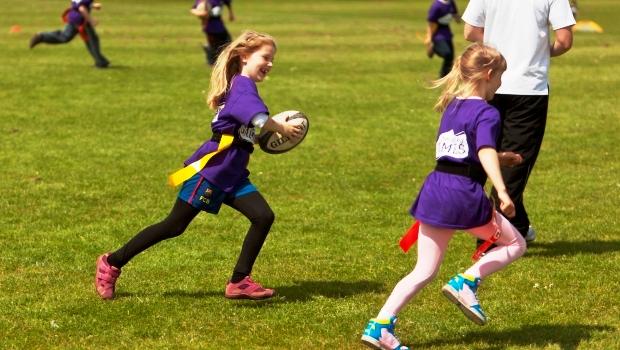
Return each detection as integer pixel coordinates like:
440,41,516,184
461,0,575,243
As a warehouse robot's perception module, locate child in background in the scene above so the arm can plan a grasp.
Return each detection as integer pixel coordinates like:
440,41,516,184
361,43,526,350
570,0,579,20
95,31,303,301
30,0,109,68
191,0,234,66
424,0,461,77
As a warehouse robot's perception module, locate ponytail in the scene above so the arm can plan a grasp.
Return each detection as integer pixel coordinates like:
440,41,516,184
431,56,464,112
430,43,507,113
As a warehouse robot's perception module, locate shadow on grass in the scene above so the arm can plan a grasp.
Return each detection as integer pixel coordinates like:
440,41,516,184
275,280,385,301
416,323,615,350
524,240,620,258
151,280,384,305
97,64,131,70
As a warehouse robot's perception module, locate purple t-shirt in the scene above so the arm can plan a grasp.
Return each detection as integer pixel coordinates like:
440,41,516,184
184,75,268,192
410,98,500,229
427,0,458,42
67,0,93,25
192,0,231,34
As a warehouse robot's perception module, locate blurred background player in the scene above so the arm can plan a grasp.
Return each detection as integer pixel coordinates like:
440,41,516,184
424,0,461,78
191,0,234,66
29,0,109,68
570,0,579,20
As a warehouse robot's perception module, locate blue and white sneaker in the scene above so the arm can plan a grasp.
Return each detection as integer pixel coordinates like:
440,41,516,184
361,316,410,350
525,226,537,242
441,273,487,325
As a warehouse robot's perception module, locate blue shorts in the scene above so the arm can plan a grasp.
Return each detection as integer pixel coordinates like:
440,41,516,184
178,174,257,214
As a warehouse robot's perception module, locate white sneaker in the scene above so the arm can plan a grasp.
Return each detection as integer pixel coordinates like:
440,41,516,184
525,226,536,242
441,273,487,326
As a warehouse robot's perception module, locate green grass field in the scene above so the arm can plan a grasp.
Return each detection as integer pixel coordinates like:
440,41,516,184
1,0,619,348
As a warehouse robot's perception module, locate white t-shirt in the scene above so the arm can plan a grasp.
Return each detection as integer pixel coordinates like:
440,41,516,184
462,0,575,95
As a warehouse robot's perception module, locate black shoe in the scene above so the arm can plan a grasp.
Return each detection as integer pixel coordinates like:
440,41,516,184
29,33,43,49
95,61,110,69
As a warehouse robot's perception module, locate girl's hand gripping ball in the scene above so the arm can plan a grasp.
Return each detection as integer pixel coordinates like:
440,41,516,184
258,111,309,154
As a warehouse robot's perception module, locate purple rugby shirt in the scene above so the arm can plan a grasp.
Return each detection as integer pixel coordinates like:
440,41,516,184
410,98,501,229
192,0,231,34
427,0,458,42
184,75,268,192
67,0,93,25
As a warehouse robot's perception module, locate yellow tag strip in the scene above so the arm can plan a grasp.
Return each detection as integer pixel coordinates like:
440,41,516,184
167,134,234,187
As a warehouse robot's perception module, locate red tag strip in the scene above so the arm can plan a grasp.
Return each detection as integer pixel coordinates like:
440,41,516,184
399,221,420,253
472,225,501,261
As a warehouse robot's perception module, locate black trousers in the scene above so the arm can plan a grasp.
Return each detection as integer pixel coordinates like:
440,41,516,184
204,30,232,65
489,94,549,237
432,39,454,78
82,24,109,67
40,23,109,67
107,192,274,283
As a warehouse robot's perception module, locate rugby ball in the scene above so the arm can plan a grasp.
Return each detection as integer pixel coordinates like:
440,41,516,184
258,111,309,154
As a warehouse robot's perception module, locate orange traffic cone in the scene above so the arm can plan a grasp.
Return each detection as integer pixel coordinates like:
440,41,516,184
9,25,22,34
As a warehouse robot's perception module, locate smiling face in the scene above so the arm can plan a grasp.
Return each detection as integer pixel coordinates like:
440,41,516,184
240,44,276,83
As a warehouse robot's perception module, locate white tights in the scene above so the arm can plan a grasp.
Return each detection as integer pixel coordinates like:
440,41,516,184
377,212,526,319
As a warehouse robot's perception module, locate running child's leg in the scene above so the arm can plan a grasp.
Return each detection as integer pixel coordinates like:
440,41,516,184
206,32,231,65
96,199,198,299
377,223,454,318
213,31,232,59
205,33,218,65
82,24,109,67
106,199,200,268
226,191,274,282
432,39,454,78
31,24,78,48
224,191,275,300
362,223,453,349
441,213,525,324
464,212,526,278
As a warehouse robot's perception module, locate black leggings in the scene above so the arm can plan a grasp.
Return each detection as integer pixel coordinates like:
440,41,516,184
204,31,232,65
107,192,274,283
40,23,109,67
433,39,454,78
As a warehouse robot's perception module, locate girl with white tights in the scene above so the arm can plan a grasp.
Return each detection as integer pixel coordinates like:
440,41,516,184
361,43,527,350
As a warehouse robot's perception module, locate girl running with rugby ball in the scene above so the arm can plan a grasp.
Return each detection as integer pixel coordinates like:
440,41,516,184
95,31,303,301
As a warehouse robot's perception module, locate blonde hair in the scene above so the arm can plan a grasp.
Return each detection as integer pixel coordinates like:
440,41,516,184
431,43,507,112
207,30,277,110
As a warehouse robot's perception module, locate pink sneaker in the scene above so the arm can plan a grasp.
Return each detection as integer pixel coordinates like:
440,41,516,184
95,253,121,300
225,276,275,300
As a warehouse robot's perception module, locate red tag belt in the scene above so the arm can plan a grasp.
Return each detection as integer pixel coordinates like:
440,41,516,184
399,218,500,262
